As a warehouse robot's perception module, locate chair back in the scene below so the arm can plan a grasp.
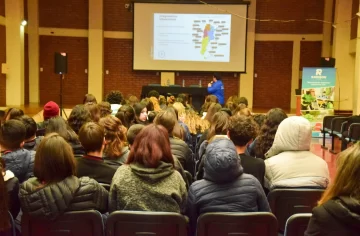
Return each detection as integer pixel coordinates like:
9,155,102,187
322,115,340,132
21,210,104,236
349,123,360,142
284,213,312,236
267,188,324,232
99,183,110,191
106,211,187,236
197,212,278,236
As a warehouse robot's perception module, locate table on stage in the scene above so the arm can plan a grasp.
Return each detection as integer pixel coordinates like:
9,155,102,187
141,85,208,111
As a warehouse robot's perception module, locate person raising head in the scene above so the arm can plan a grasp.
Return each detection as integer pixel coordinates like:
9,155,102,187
109,124,187,213
19,133,108,220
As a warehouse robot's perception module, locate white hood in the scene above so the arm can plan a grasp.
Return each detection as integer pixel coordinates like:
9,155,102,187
265,116,311,159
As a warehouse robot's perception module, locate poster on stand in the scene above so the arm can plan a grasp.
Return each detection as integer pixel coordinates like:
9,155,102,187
301,67,336,137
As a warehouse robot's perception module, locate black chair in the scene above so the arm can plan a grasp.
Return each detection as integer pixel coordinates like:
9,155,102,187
9,211,16,236
106,211,188,236
347,123,360,143
22,210,104,236
284,213,312,236
329,117,349,153
184,170,193,185
321,115,341,149
267,189,324,232
197,212,278,236
99,183,110,191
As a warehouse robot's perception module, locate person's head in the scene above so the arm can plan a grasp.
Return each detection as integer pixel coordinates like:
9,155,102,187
4,108,24,121
133,103,148,123
177,93,188,107
159,95,167,107
319,142,360,205
167,95,176,105
147,90,160,99
128,95,139,106
126,124,174,168
265,116,311,158
149,97,161,112
172,102,186,122
34,133,76,184
99,116,127,159
84,102,100,122
67,105,92,134
224,101,237,113
253,114,266,128
147,111,158,123
83,94,97,104
228,115,258,147
141,98,154,112
205,95,219,104
115,105,135,129
0,162,10,231
234,107,252,117
98,101,112,118
46,116,78,143
213,72,222,82
106,91,124,104
43,101,60,120
78,122,105,154
0,120,26,150
154,110,177,134
207,111,230,141
238,97,248,107
15,115,37,142
204,103,222,122
127,124,145,146
204,138,243,183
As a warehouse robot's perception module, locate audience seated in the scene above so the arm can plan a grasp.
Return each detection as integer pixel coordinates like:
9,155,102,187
159,95,167,110
247,108,287,159
36,101,59,130
305,143,360,236
133,102,149,125
19,133,108,220
67,104,92,134
128,95,139,107
99,116,129,167
228,115,265,186
16,115,42,151
84,102,100,122
149,97,161,111
3,108,24,121
77,122,117,185
0,163,12,236
264,116,329,189
0,120,34,183
83,93,97,104
98,101,112,118
109,124,187,213
187,138,270,236
106,90,124,115
115,105,135,129
1,159,20,220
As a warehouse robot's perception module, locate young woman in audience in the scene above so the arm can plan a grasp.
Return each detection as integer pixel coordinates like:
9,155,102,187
19,133,108,220
99,116,129,167
1,159,20,220
133,103,149,125
203,102,222,121
0,163,12,236
264,116,329,190
67,104,92,134
109,124,187,213
84,102,100,122
247,108,287,159
98,101,112,118
115,105,135,129
187,138,270,236
83,93,97,104
305,143,360,236
128,95,139,107
46,116,84,156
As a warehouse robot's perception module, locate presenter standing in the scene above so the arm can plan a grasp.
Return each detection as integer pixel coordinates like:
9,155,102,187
208,73,225,105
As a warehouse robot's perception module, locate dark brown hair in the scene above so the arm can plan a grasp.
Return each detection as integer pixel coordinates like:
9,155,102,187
4,108,24,121
98,101,112,118
154,110,176,134
67,105,92,134
15,115,37,140
78,122,104,153
34,133,76,184
0,120,26,150
207,111,230,140
115,105,135,129
84,102,100,122
228,115,258,146
126,124,174,168
46,116,79,144
83,94,97,104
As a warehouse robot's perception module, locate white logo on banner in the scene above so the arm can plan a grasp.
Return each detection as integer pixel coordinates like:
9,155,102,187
316,69,323,76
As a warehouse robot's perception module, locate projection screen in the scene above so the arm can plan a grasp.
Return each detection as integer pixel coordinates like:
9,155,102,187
133,2,248,72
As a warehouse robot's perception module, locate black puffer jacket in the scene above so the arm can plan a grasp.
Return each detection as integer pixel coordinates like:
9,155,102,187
19,176,108,220
305,196,360,236
187,138,270,235
170,137,194,175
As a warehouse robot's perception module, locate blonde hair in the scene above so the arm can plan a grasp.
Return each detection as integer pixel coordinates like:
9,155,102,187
149,97,161,112
184,110,210,134
318,142,360,205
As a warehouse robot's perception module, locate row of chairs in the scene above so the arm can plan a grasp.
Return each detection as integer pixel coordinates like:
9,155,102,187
20,210,312,236
16,188,322,236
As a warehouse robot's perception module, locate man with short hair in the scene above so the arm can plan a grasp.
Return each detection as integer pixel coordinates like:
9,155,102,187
77,122,117,184
227,115,265,186
16,115,42,151
0,120,34,183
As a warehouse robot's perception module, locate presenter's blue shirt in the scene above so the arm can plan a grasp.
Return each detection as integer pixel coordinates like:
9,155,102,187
207,80,225,105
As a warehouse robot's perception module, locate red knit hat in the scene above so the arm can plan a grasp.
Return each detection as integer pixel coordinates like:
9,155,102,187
43,101,59,119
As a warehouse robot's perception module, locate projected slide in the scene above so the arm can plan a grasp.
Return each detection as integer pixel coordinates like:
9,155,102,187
153,14,231,62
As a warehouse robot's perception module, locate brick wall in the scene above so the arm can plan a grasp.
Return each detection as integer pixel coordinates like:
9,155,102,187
253,41,293,109
0,0,4,16
0,25,5,106
351,0,359,39
24,33,29,104
39,0,89,29
39,36,88,105
104,38,160,99
300,41,322,69
256,0,324,34
104,0,132,32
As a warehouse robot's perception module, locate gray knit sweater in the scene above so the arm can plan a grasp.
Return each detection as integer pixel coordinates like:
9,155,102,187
109,162,187,213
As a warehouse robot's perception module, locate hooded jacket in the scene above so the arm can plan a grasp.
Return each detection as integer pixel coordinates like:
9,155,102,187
1,149,35,183
4,170,20,219
264,116,329,189
19,176,108,220
187,138,270,235
109,162,187,213
169,136,195,175
305,196,360,236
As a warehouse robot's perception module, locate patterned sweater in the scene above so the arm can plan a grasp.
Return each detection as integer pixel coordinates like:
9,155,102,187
109,162,187,213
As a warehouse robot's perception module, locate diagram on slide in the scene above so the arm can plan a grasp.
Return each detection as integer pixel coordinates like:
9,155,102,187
153,14,231,62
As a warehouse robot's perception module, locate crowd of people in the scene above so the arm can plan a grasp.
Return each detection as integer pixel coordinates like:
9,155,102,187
0,88,359,236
